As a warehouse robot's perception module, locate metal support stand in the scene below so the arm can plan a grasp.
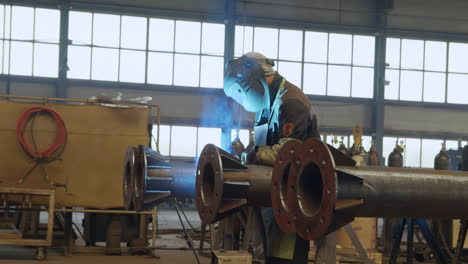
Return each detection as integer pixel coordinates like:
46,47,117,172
64,210,73,256
452,220,468,264
390,218,449,264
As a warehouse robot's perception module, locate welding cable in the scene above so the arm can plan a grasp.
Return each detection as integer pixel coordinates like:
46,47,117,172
171,198,201,264
16,106,66,159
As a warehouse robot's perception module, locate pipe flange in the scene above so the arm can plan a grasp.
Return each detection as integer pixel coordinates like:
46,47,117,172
294,137,337,240
196,144,224,224
123,146,136,210
133,144,148,211
272,139,301,234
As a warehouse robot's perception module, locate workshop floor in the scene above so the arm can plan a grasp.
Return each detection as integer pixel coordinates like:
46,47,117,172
0,209,211,263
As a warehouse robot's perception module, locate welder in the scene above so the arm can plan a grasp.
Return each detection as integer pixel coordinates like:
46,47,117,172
223,52,320,264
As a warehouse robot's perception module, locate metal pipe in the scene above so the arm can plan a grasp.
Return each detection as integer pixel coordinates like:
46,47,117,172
195,144,273,224
334,166,468,218
272,137,468,241
124,145,196,211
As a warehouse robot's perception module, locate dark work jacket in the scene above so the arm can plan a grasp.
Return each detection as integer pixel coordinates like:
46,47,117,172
254,74,320,146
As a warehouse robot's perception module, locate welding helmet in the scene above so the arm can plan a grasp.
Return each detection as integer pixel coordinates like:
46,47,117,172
224,53,275,112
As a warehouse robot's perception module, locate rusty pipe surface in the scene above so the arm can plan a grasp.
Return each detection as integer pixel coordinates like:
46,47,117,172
195,144,273,224
124,145,196,210
272,138,468,241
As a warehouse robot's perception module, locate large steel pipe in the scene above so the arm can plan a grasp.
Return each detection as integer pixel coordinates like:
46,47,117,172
196,144,274,224
124,145,196,210
273,138,468,241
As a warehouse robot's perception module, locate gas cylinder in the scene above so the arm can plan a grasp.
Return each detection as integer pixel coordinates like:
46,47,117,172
230,130,245,158
388,141,404,168
367,142,380,166
434,143,449,170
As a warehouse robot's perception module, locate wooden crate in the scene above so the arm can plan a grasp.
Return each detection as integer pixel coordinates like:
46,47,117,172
309,248,382,264
452,220,468,249
337,218,377,250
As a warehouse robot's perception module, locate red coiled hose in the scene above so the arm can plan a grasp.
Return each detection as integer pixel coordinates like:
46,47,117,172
16,106,66,158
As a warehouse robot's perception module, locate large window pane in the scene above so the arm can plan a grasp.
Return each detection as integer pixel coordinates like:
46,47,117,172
11,6,33,40
0,41,3,73
119,50,145,83
303,63,326,95
447,73,468,104
449,43,468,73
171,126,197,157
400,70,423,101
328,33,352,64
445,140,459,151
401,39,424,70
200,56,223,88
197,127,221,156
404,138,421,167
91,47,118,81
121,16,146,50
327,65,351,96
0,6,4,38
421,139,443,168
235,26,253,57
33,43,58,77
353,35,374,67
385,69,399,100
174,54,199,87
254,27,278,59
278,61,301,86
3,40,9,74
201,23,224,56
304,32,327,63
386,38,400,68
423,72,445,103
93,13,120,48
175,21,201,53
35,8,60,43
425,41,447,72
10,41,32,75
69,11,92,45
351,67,373,98
152,125,170,156
149,19,174,52
279,29,302,61
4,6,11,39
68,46,91,79
148,52,173,85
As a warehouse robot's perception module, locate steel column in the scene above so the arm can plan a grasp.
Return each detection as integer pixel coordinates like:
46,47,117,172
57,0,70,98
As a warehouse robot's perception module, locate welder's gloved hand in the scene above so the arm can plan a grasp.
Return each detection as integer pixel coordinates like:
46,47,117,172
257,138,294,166
241,145,258,165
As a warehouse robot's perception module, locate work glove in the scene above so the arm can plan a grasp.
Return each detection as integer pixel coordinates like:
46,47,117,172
256,138,294,166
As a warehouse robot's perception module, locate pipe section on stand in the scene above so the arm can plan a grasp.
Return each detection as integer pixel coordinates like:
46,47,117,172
271,138,468,241
123,145,196,211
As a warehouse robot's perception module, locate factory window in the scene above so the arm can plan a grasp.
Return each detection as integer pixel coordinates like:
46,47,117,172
197,127,222,156
0,5,60,77
421,139,443,168
385,37,468,104
151,125,223,158
68,11,224,87
235,26,375,98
